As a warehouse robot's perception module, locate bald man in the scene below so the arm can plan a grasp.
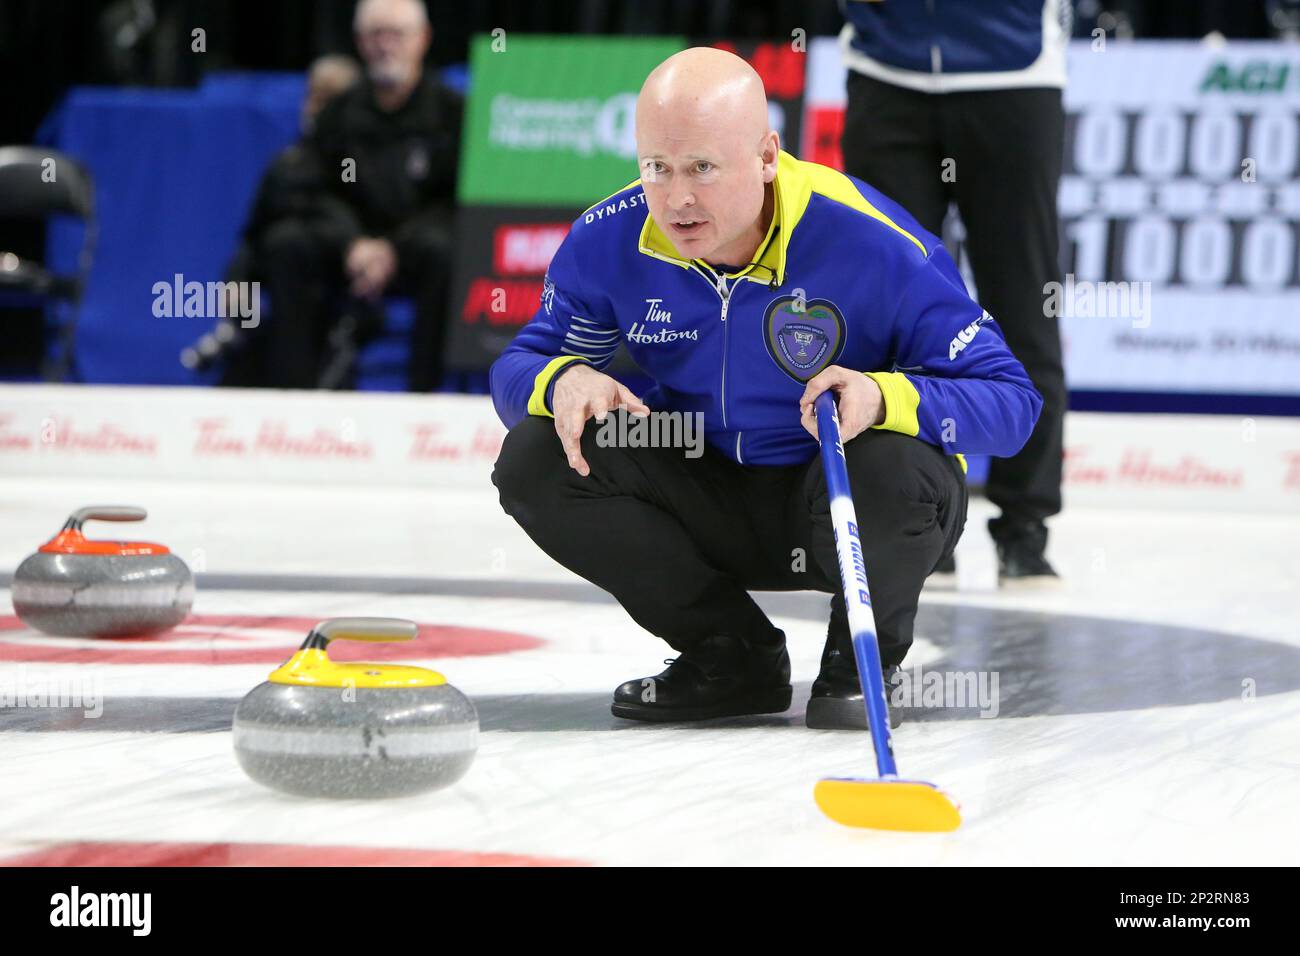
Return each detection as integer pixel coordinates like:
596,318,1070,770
262,0,461,390
491,49,1041,730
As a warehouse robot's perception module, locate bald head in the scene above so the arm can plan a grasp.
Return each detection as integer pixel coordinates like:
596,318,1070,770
635,47,780,266
354,0,431,93
637,47,770,151
354,0,428,31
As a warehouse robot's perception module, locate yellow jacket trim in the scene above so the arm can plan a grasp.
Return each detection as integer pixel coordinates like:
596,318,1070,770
864,371,967,474
528,355,590,417
864,371,921,437
799,161,928,256
636,151,926,280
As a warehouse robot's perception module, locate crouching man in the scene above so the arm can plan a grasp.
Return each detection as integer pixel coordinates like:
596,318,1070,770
489,48,1041,730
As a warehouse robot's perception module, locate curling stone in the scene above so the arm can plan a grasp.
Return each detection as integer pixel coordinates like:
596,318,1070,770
232,617,479,799
11,506,193,637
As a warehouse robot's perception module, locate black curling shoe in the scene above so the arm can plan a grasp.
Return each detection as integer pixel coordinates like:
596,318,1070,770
996,536,1060,585
991,519,1061,587
806,645,902,731
611,632,792,722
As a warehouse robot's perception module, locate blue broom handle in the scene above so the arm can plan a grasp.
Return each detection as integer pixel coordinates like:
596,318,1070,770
814,391,898,777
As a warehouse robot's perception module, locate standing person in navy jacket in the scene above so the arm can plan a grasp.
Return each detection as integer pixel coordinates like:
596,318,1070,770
840,0,1070,583
491,48,1041,730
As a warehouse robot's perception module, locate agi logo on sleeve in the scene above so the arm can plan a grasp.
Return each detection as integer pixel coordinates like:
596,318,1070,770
948,310,993,361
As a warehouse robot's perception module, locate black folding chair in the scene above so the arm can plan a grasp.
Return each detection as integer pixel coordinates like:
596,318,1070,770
0,146,97,381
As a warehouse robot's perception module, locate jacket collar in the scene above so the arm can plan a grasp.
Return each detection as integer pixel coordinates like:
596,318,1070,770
637,150,811,286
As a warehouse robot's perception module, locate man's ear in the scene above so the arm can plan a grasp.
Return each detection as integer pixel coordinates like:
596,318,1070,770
761,130,780,183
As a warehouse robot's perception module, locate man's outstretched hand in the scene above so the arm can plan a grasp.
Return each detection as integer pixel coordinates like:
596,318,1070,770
799,366,885,442
552,364,650,477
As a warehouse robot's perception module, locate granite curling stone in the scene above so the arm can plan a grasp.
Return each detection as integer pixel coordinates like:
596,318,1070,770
232,617,479,799
11,506,193,637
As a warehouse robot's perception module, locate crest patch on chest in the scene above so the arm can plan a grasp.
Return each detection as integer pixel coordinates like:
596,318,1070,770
763,296,846,382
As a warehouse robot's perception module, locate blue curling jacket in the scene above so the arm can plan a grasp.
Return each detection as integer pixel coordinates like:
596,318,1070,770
840,0,1071,93
490,151,1041,469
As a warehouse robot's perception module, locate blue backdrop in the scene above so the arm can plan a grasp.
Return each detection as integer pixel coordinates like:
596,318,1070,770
38,74,306,386
34,70,480,393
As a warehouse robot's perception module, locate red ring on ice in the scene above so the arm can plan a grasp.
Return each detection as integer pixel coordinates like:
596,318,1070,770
0,840,586,867
0,613,544,664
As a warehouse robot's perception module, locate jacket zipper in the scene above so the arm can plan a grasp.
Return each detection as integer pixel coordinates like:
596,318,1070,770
690,263,735,431
716,272,733,433
690,262,748,463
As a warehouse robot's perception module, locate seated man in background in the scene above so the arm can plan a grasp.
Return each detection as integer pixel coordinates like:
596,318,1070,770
260,0,462,391
217,54,361,387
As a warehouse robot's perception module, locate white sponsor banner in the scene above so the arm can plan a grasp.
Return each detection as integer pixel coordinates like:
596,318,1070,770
804,37,1300,398
1062,411,1300,512
1060,289,1300,394
0,385,506,488
0,385,1296,512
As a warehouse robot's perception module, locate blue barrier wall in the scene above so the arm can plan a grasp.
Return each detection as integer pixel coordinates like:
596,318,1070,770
38,76,305,385
35,69,476,392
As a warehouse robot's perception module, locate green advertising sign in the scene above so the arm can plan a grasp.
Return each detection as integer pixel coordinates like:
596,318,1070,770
458,34,685,206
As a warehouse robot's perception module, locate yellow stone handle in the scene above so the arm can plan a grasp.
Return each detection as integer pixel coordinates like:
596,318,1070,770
272,618,442,688
302,617,419,650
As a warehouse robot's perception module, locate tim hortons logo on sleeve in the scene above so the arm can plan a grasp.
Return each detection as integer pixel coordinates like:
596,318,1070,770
541,275,555,315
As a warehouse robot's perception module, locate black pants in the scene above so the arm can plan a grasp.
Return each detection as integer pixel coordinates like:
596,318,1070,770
841,71,1066,534
255,218,453,391
492,414,967,668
